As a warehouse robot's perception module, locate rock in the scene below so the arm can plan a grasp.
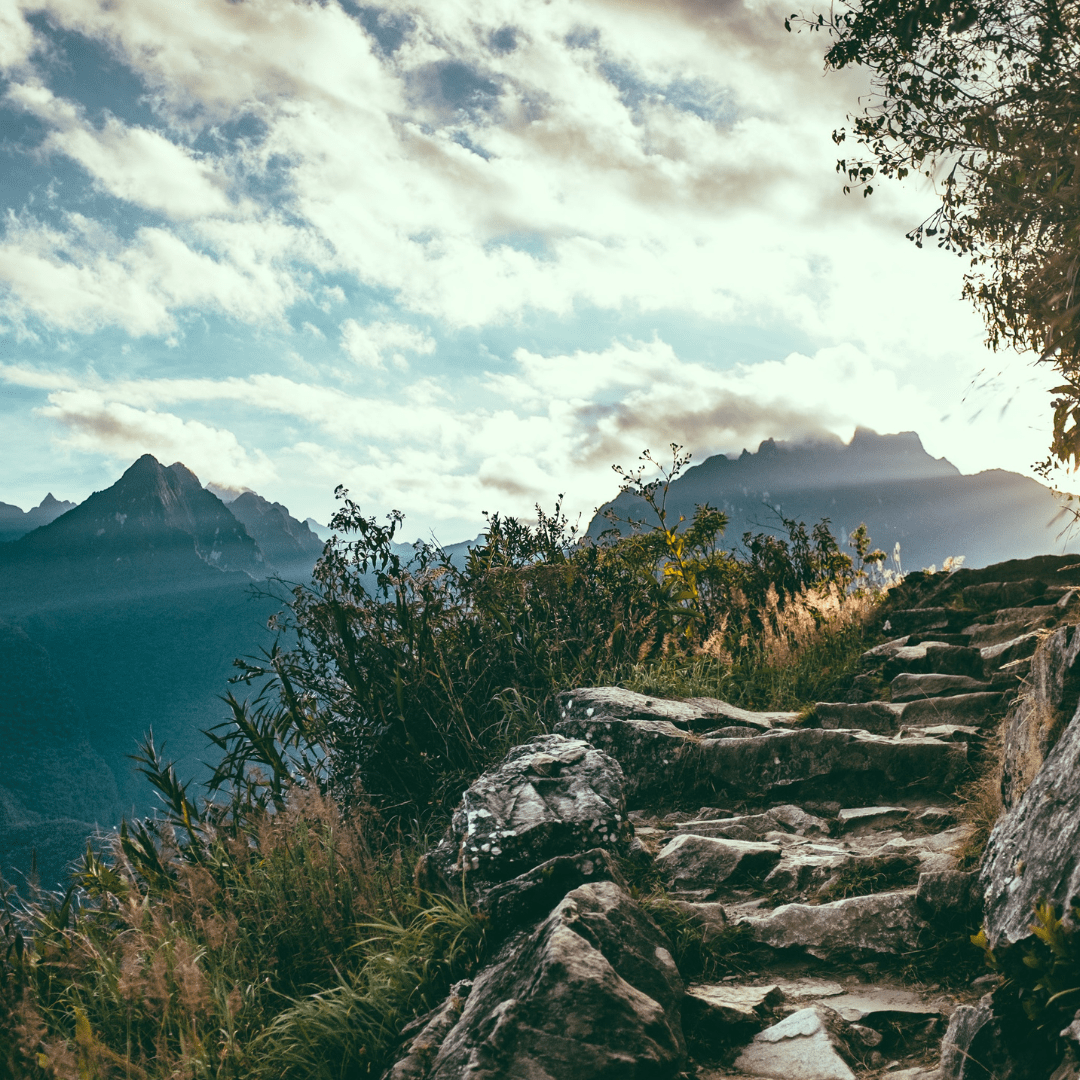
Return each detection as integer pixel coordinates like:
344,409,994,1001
879,643,984,679
981,697,1080,947
672,805,829,842
891,673,991,703
823,986,941,1026
861,636,913,663
963,610,1056,648
915,870,979,923
557,687,790,732
886,608,952,635
656,834,782,895
682,983,782,1049
384,981,473,1080
814,701,904,734
980,631,1042,669
424,734,630,888
898,692,1004,727
733,1006,856,1080
476,848,628,937
557,719,968,807
915,806,958,829
836,806,911,833
962,579,1047,610
899,724,981,743
939,995,995,1080
419,880,686,1080
666,899,729,944
745,890,931,962
1001,624,1080,808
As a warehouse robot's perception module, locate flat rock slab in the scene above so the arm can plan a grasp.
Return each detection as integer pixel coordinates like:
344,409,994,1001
862,636,912,662
980,630,1041,667
425,734,629,887
673,806,829,842
656,834,782,894
744,889,931,961
891,673,991,702
733,1007,855,1080
558,687,790,732
822,987,941,1024
815,701,904,734
685,982,782,1024
898,693,1004,727
837,805,911,832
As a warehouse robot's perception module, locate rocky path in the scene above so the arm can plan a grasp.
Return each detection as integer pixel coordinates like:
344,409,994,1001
391,561,1080,1080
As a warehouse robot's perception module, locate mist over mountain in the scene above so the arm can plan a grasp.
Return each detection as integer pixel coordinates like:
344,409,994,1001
592,428,1079,570
0,493,76,543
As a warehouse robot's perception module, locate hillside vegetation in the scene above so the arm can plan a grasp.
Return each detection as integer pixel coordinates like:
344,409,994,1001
0,457,891,1079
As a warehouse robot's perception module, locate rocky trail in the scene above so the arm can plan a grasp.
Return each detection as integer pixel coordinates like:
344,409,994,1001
388,556,1080,1080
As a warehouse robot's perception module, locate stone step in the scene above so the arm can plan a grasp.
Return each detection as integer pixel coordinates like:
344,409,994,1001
814,701,904,734
961,578,1048,610
962,609,1056,647
890,673,991,702
557,686,795,733
896,692,1004,727
655,834,783,897
880,643,985,680
979,629,1041,668
555,716,969,806
742,889,931,962
883,608,952,635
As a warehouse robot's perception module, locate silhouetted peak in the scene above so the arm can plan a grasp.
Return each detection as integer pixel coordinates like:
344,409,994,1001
37,493,62,509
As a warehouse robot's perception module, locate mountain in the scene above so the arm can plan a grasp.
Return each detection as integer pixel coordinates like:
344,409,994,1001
228,490,324,577
591,428,1080,570
0,456,284,889
0,455,263,603
0,492,76,542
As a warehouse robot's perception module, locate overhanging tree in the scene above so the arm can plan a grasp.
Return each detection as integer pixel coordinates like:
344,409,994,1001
789,0,1080,467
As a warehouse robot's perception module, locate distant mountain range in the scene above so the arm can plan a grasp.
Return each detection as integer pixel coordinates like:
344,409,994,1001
591,429,1079,570
0,493,75,543
2,433,1076,890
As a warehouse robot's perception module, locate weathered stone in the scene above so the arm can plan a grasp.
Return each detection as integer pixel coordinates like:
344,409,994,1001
915,806,958,829
963,609,1056,648
836,805,911,833
861,636,913,663
980,631,1041,669
656,834,782,895
962,578,1047,611
557,687,790,732
915,870,979,923
745,890,931,962
982,699,1080,947
476,848,627,936
886,608,951,635
672,805,829,842
899,724,981,742
424,734,629,888
384,981,473,1080
898,692,1004,728
422,881,686,1080
881,643,985,679
815,701,903,734
733,1007,856,1080
939,996,994,1080
666,900,729,944
557,719,968,806
682,983,782,1049
823,986,941,1026
891,673,991,703
1001,624,1080,808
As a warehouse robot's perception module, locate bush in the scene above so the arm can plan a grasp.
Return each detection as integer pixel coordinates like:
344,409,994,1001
232,448,888,817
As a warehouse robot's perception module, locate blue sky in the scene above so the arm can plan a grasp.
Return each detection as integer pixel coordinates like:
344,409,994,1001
0,0,1064,541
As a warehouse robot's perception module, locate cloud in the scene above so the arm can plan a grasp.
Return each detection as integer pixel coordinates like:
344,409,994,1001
340,318,437,370
0,0,37,72
38,389,276,488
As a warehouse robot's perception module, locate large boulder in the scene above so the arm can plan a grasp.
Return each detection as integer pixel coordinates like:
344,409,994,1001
981,699,1080,947
1000,624,1080,808
424,734,630,889
404,880,686,1080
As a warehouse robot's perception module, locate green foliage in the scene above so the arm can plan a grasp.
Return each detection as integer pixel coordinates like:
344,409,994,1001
974,901,1080,1041
791,0,1080,467
231,450,885,818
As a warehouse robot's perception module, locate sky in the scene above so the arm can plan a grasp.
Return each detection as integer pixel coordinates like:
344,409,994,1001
0,0,1066,542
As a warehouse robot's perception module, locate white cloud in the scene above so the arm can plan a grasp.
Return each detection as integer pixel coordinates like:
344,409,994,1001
340,318,436,370
0,0,37,72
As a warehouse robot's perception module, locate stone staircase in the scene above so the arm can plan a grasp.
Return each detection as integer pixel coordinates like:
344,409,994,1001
389,559,1080,1080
